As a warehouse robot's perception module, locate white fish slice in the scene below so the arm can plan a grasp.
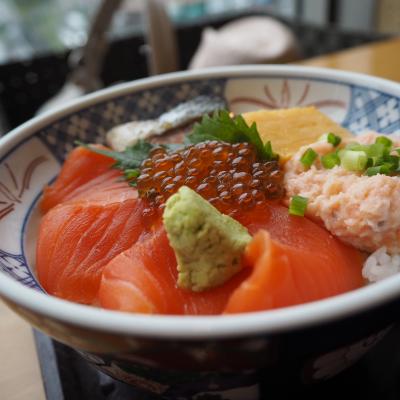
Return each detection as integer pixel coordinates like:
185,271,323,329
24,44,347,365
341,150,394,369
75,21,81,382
106,96,226,151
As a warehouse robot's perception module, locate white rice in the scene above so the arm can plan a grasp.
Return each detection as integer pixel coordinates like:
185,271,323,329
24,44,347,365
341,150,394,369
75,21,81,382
362,247,400,282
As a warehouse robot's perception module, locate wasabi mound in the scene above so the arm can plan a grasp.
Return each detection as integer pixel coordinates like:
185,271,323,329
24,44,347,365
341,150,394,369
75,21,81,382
163,186,251,292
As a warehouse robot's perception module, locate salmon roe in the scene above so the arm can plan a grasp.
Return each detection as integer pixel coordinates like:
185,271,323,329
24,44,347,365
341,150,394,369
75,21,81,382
137,141,284,216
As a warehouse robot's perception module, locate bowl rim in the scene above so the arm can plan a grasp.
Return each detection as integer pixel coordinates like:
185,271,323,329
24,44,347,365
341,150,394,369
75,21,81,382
1,65,400,340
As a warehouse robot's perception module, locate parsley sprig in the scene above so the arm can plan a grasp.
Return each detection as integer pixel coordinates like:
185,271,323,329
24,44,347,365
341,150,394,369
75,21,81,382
75,140,172,185
77,109,278,184
76,140,154,171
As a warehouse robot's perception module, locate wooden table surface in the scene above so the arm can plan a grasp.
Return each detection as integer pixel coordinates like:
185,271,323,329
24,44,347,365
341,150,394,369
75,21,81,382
298,37,400,81
0,301,44,399
1,37,400,400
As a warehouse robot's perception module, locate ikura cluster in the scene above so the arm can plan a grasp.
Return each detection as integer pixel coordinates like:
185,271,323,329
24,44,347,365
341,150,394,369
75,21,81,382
136,141,284,215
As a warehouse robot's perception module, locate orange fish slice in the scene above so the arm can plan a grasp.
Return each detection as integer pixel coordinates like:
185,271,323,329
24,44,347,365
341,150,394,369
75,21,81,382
37,182,149,304
224,229,364,313
98,226,248,315
41,146,116,213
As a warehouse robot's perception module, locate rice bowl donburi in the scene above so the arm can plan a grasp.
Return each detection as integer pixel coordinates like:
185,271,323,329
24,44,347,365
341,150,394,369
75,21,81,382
35,104,400,316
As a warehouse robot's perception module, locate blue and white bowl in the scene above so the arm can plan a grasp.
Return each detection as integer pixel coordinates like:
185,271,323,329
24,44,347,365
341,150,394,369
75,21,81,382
1,66,400,399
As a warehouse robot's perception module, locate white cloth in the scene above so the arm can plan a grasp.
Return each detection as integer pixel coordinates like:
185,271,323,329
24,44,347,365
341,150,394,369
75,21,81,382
189,16,300,69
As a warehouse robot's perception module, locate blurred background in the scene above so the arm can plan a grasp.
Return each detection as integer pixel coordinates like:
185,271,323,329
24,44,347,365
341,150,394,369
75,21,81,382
0,0,399,133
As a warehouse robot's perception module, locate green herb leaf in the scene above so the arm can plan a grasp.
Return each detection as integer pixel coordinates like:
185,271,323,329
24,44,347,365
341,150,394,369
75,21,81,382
76,140,170,186
75,139,154,171
75,140,184,184
300,148,318,168
289,195,308,217
186,110,278,161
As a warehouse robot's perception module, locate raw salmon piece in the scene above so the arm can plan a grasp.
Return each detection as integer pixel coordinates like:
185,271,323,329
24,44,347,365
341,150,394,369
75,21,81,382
37,182,150,304
41,146,116,213
234,202,359,254
98,226,248,315
224,229,364,313
98,203,363,315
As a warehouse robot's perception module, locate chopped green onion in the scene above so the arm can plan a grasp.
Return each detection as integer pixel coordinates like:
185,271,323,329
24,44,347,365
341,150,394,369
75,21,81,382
340,150,368,171
369,143,388,158
365,164,392,176
344,142,362,151
385,155,399,169
318,133,328,142
289,195,308,217
375,136,393,148
370,156,382,166
327,132,341,147
320,137,398,175
319,132,341,147
300,148,318,168
321,152,340,169
345,142,386,159
369,153,398,168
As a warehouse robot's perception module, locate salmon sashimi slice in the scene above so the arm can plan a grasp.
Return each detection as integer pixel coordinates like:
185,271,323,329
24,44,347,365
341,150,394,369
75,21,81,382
97,203,363,315
224,229,364,313
98,226,249,315
41,146,116,213
235,203,362,259
225,204,364,313
36,182,151,304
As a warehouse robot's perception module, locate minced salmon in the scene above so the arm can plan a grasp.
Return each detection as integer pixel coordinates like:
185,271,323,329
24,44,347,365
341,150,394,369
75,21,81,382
284,133,400,253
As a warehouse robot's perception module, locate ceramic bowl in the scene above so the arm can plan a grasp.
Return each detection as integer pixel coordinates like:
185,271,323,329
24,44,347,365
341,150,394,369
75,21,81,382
1,66,400,399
